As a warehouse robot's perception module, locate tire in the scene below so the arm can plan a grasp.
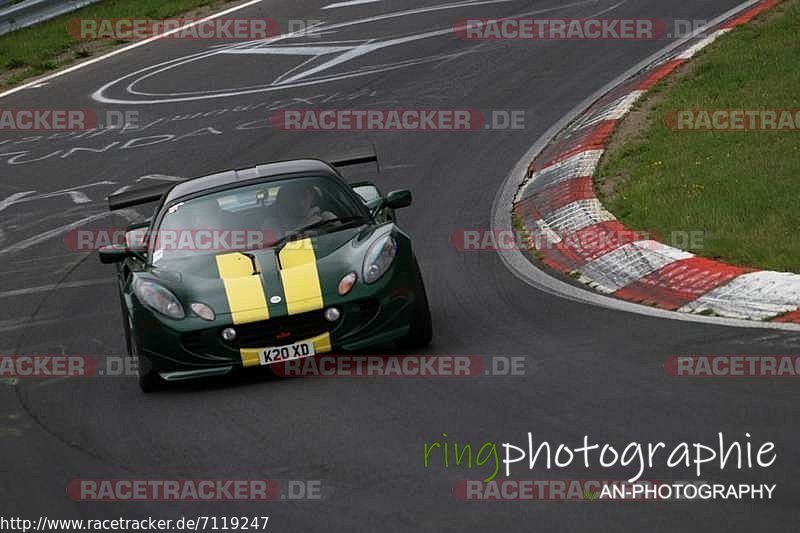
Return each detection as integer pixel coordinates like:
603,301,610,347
136,350,164,393
120,293,133,357
119,288,163,392
396,263,433,349
138,368,164,393
130,327,165,393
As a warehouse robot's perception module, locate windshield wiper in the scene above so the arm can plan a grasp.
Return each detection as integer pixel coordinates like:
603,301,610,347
271,215,369,250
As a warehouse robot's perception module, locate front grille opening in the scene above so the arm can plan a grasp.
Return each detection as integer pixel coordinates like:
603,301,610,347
224,310,328,349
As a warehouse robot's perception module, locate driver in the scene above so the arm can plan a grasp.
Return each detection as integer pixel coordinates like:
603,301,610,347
272,182,337,235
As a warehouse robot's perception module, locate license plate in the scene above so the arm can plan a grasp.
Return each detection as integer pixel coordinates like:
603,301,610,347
259,340,315,366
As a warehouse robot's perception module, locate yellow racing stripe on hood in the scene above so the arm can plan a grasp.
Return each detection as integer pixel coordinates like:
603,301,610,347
216,253,269,325
279,238,324,315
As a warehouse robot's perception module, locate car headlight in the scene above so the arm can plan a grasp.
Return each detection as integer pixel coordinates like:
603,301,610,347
338,272,357,295
362,234,397,284
190,302,215,321
133,278,185,319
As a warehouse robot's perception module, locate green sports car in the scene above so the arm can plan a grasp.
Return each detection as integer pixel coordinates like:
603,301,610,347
99,155,432,391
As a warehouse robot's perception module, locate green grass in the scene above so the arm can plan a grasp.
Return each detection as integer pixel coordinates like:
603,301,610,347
0,0,240,89
597,0,800,273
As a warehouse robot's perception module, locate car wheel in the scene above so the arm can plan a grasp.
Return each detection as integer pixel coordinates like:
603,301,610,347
136,356,164,393
130,330,164,393
396,263,433,349
138,370,164,393
119,292,133,357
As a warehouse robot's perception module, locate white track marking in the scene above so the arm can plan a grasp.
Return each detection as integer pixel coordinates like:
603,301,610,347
0,191,35,213
0,208,138,255
0,213,109,255
101,0,522,100
0,313,107,333
0,279,114,299
323,0,384,9
91,0,604,104
223,44,354,55
0,0,265,100
0,182,115,213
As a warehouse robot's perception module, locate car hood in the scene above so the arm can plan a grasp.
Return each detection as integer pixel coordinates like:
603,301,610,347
148,226,374,319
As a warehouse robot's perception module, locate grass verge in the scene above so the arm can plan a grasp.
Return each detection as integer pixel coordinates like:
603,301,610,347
0,0,243,91
596,0,800,273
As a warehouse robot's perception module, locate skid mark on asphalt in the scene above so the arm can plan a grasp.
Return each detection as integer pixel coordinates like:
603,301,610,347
3,249,143,474
728,333,800,349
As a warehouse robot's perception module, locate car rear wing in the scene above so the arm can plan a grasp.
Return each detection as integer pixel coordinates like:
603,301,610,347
329,146,380,173
107,147,380,211
107,182,177,211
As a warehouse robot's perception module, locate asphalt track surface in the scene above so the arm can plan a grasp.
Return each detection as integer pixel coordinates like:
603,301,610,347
0,1,798,531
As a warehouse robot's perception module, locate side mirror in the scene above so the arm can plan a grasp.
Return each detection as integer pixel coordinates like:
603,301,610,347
125,227,148,254
385,189,412,209
99,226,149,264
99,243,130,264
351,183,383,210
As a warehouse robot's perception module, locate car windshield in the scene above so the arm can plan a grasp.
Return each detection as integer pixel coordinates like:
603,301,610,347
150,176,368,264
